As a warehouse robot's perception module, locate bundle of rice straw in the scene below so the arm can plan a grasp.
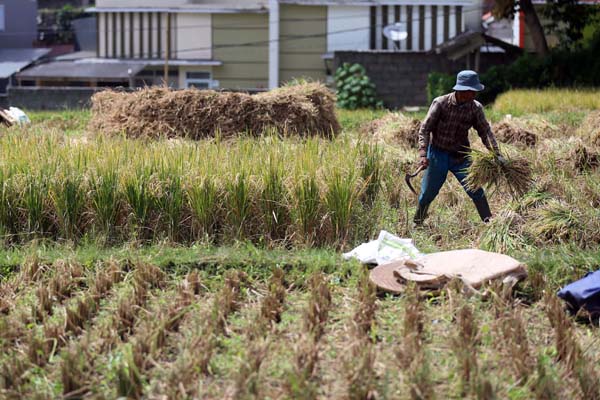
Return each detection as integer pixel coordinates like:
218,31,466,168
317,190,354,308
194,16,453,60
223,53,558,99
361,112,421,147
492,120,537,147
577,110,600,146
88,82,340,139
464,149,533,199
571,143,599,172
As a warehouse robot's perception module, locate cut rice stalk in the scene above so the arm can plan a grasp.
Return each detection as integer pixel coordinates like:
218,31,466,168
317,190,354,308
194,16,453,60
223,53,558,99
529,200,582,243
465,149,533,199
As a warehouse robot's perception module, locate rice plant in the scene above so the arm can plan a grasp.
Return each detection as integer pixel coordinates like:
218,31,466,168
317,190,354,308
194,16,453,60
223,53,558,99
292,175,321,244
360,143,383,207
325,171,359,244
124,170,154,239
155,175,185,241
0,170,18,241
51,174,86,241
261,163,288,242
90,169,121,239
21,173,50,238
226,173,253,240
187,176,220,241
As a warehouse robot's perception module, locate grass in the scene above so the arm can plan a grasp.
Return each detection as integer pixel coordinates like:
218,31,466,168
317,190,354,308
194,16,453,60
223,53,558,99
493,89,600,115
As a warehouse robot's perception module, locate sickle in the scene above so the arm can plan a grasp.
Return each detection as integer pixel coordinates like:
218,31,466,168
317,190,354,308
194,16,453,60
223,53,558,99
404,165,425,196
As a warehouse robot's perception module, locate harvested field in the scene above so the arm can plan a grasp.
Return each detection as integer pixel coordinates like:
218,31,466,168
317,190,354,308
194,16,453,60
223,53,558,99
89,83,340,139
360,112,421,147
1,89,600,399
0,257,599,399
493,119,538,147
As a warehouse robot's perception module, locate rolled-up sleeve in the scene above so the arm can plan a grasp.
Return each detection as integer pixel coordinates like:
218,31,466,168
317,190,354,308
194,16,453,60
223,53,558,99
418,99,442,157
473,104,500,154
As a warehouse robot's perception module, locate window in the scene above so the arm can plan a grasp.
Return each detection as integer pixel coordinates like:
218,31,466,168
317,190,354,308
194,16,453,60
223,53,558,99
0,5,5,32
185,71,216,89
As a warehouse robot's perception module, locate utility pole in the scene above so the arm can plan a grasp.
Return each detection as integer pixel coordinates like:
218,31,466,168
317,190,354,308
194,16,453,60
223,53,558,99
164,13,171,86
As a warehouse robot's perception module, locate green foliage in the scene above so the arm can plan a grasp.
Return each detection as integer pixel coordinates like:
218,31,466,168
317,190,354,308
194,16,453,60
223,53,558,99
426,72,455,103
426,30,600,105
542,0,600,46
335,63,383,110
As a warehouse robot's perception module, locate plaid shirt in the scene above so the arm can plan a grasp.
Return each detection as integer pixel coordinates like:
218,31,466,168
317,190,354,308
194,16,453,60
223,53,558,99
417,93,499,158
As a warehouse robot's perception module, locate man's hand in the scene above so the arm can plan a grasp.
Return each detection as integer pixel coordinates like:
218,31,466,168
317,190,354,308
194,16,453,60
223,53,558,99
496,155,508,167
419,156,429,169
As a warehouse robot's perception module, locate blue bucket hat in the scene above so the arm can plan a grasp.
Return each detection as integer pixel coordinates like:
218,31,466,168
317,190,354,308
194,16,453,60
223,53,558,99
453,70,484,92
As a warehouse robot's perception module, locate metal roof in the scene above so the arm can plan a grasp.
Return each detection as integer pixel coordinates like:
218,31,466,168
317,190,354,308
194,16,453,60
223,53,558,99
17,61,147,80
0,48,51,79
86,7,268,13
56,57,223,67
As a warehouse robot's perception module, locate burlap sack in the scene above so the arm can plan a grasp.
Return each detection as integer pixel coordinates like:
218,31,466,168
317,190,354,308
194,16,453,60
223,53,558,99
370,249,527,293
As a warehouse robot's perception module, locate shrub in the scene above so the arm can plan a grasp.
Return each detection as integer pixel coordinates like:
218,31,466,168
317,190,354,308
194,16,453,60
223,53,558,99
426,30,600,105
426,72,455,103
335,63,382,110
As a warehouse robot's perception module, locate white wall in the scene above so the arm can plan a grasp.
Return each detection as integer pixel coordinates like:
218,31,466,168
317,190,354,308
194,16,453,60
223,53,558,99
327,6,370,52
176,13,212,59
97,0,268,10
464,0,482,32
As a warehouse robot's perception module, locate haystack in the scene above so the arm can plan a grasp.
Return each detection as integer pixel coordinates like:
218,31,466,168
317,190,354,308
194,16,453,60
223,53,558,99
571,143,599,172
88,83,340,139
493,120,537,147
578,110,600,146
361,112,421,147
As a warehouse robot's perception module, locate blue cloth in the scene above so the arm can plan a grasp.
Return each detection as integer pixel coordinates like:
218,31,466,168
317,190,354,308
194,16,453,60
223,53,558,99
453,70,485,92
558,271,600,316
418,145,485,207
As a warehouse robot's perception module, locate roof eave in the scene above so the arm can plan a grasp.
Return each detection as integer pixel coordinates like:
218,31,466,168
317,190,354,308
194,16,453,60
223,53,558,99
86,7,268,14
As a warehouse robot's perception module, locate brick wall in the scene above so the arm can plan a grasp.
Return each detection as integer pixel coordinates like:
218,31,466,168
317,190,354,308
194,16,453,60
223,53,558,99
333,51,517,108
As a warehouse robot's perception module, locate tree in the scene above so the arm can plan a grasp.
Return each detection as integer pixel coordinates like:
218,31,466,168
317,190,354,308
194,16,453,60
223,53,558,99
494,0,600,55
494,0,550,56
543,0,600,46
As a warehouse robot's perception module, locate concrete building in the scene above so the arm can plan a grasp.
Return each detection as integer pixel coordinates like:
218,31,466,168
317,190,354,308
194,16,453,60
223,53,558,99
16,0,484,91
0,0,50,99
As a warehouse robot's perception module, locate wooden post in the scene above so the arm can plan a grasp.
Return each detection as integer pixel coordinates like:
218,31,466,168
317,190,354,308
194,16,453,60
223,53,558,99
164,12,171,86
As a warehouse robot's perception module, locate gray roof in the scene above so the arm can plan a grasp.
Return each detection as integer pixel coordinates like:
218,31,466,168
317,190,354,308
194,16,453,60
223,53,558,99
17,61,147,80
0,48,51,79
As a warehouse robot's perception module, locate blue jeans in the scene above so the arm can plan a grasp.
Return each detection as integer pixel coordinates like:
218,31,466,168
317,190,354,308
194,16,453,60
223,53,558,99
418,145,485,207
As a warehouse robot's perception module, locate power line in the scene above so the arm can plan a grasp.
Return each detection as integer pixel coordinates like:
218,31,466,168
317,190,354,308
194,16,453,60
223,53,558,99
1,5,484,36
132,15,480,58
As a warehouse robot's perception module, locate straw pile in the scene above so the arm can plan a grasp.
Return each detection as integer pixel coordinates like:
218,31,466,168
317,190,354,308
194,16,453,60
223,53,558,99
88,83,341,139
465,149,533,199
571,144,599,172
493,120,537,147
578,111,600,146
361,112,421,147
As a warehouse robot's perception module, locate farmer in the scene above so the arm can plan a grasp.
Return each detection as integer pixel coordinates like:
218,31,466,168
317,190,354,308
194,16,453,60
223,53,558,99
414,70,504,225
